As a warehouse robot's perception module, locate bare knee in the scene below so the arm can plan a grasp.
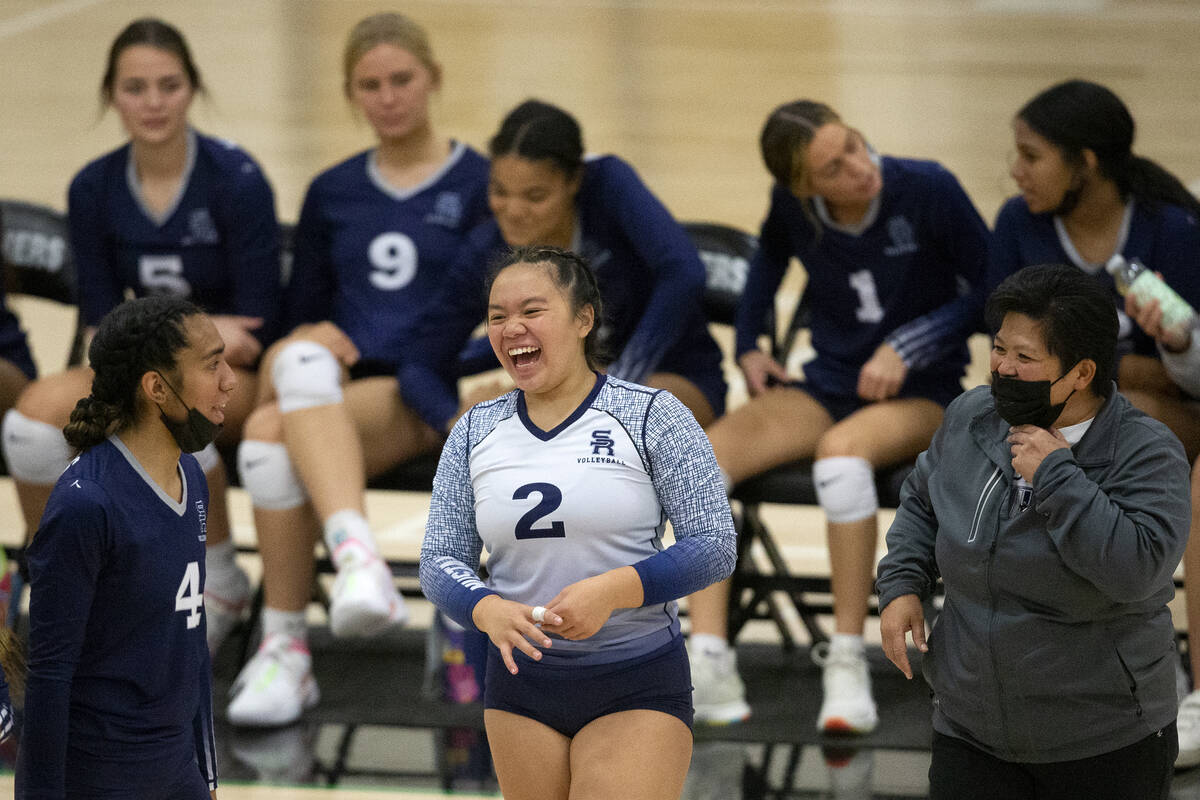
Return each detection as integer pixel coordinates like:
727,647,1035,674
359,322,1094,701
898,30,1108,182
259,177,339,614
15,370,91,425
815,425,869,462
242,403,284,443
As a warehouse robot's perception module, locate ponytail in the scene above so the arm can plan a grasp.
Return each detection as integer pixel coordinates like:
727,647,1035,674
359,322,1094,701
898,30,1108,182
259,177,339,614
63,396,123,451
1123,155,1200,219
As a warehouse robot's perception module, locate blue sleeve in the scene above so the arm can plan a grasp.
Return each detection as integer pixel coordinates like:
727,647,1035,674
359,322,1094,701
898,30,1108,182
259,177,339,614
215,161,283,346
632,391,737,605
398,239,491,432
68,169,123,329
986,199,1026,305
419,411,498,631
595,159,706,382
282,182,337,333
734,190,793,357
17,481,109,800
884,165,990,368
1145,207,1200,310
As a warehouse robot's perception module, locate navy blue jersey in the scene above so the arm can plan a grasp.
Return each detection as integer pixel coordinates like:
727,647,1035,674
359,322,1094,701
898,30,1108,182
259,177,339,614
283,142,491,367
400,154,726,431
988,196,1200,357
736,156,988,398
68,130,283,345
18,437,216,797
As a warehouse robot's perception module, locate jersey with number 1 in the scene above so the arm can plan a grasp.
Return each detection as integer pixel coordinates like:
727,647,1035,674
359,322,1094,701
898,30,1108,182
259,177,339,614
283,142,490,367
736,155,988,398
67,129,283,345
421,374,737,666
19,436,216,796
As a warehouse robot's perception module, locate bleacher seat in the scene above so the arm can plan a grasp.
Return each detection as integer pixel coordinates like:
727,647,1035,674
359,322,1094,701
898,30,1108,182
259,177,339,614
0,199,84,368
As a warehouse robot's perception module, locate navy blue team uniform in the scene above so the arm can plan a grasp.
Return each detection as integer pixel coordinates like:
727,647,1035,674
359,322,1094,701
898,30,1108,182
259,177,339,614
68,129,282,346
17,437,216,798
399,154,727,432
737,156,988,415
987,196,1200,360
284,142,490,373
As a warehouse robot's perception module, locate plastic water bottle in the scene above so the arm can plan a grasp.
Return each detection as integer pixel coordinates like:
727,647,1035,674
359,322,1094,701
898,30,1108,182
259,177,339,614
1105,255,1197,332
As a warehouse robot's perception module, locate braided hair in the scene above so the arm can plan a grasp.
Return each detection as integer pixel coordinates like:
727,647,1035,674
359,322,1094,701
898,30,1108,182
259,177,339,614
484,245,607,370
64,296,201,451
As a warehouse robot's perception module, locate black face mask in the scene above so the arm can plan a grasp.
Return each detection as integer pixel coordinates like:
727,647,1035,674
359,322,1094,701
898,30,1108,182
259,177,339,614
156,372,221,453
990,368,1076,429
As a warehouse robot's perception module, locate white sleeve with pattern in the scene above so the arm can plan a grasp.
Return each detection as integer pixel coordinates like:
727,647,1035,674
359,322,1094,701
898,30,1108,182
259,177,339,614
632,390,737,604
419,410,497,631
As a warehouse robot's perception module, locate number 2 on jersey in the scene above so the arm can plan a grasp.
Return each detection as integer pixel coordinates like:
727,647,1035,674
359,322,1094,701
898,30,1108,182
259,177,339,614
512,482,566,539
175,560,203,629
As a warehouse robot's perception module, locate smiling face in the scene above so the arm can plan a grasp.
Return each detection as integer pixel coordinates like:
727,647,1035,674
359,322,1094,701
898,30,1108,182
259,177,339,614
164,314,237,426
795,122,882,211
347,42,439,142
1009,118,1081,214
990,311,1085,411
488,155,580,248
486,262,594,398
109,44,194,146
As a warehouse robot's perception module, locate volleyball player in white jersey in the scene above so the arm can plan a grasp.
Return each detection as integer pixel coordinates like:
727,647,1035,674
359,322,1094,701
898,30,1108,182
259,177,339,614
421,246,737,800
1,19,282,655
226,13,489,726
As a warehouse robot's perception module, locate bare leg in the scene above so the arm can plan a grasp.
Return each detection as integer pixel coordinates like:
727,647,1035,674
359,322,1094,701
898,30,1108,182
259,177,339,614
484,709,571,800
569,710,692,800
688,387,833,637
644,372,715,427
1124,388,1200,462
816,398,944,636
1188,457,1200,683
8,367,92,537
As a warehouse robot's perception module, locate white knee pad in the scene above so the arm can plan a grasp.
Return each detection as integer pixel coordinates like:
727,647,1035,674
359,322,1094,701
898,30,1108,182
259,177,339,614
813,456,877,523
2,409,75,485
237,440,307,510
271,341,343,413
193,442,221,474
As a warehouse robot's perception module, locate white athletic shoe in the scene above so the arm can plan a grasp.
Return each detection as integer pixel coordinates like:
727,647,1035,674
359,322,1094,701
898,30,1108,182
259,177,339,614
814,641,878,734
329,553,409,638
204,565,252,655
1177,689,1200,769
227,633,320,727
688,641,751,724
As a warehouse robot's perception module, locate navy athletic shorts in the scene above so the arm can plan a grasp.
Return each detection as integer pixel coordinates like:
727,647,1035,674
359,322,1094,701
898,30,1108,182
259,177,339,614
789,373,963,422
484,635,694,737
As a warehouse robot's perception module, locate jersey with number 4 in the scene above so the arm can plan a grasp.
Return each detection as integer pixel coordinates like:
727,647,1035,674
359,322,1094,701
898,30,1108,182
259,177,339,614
68,129,283,345
20,436,217,796
421,374,737,665
736,155,988,398
283,142,490,366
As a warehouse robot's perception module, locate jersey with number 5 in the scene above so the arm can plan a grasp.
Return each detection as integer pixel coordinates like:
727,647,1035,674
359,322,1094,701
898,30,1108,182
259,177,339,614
421,374,737,665
68,130,283,346
21,435,217,794
282,142,490,367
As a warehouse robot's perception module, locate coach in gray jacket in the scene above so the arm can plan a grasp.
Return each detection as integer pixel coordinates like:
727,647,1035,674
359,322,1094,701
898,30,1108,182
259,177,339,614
877,264,1190,800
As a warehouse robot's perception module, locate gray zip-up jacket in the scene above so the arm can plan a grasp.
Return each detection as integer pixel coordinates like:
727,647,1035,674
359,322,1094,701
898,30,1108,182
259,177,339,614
877,383,1190,763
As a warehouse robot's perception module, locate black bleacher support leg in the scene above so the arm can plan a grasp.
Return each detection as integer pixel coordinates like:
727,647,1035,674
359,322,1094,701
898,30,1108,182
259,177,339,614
730,501,830,649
